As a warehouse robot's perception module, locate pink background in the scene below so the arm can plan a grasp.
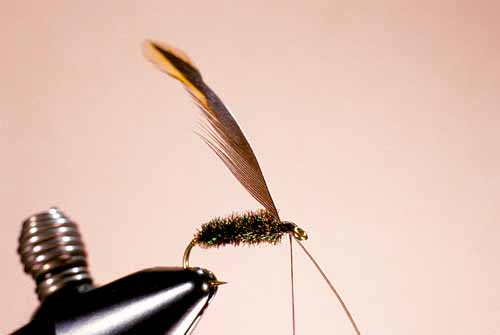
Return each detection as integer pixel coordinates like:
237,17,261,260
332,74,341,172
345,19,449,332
1,1,499,334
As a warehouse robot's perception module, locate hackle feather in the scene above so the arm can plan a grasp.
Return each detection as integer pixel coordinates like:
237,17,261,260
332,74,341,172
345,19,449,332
143,40,279,219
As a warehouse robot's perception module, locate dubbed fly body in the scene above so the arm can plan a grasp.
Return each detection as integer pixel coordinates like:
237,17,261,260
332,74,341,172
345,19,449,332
195,209,307,248
144,40,361,335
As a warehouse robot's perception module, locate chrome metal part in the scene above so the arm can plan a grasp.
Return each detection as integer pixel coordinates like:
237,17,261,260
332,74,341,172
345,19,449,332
17,207,93,300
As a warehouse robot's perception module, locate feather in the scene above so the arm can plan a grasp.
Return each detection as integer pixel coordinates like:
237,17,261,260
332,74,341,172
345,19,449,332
143,40,280,219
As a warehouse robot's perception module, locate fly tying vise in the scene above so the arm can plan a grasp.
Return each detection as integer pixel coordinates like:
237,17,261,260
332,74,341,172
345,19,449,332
143,40,361,335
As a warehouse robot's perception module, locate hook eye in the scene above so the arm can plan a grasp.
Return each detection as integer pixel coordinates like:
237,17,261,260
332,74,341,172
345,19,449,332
292,226,308,240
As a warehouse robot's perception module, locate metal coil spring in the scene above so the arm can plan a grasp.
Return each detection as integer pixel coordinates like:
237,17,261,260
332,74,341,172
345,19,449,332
18,207,93,300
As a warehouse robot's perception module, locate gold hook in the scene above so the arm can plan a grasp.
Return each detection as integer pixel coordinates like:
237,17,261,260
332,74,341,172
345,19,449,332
209,280,228,287
182,239,228,286
183,239,197,269
292,226,308,240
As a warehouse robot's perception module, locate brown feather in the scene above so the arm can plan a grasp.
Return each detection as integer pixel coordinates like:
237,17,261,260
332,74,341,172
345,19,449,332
143,40,280,219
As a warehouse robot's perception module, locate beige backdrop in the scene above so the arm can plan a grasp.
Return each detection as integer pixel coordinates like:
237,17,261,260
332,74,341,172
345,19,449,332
1,1,499,334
